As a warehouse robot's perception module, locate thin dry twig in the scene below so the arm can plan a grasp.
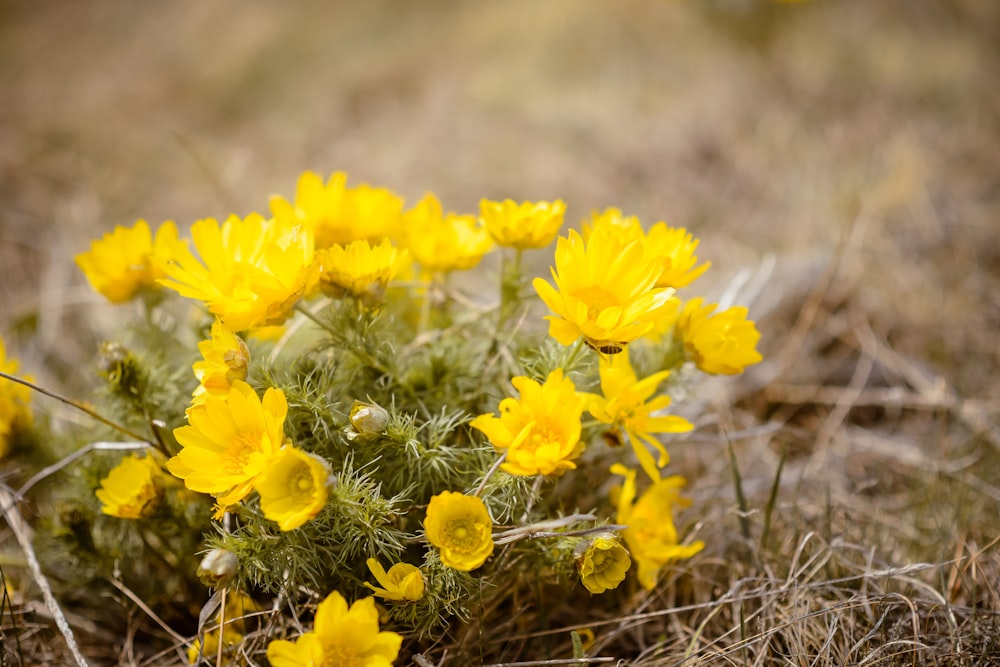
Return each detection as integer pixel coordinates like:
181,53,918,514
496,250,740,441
0,486,90,667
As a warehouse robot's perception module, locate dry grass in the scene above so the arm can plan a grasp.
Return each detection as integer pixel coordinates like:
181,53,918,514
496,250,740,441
1,1,998,665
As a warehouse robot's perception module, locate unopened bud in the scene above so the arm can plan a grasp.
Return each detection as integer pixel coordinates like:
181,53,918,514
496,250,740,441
197,549,238,589
348,400,389,440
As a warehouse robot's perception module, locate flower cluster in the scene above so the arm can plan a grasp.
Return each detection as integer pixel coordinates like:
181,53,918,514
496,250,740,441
14,168,767,664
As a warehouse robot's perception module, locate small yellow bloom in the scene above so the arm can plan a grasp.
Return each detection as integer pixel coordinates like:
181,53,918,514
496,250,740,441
187,625,244,666
159,213,317,331
95,453,167,519
168,381,287,508
402,193,494,272
675,298,763,375
533,230,674,353
580,207,644,243
75,219,186,304
424,491,494,571
0,337,32,459
221,591,262,632
645,224,711,289
266,591,402,667
364,558,425,602
190,321,250,410
575,534,631,594
255,447,332,531
315,238,409,302
480,198,565,249
470,369,584,477
270,170,404,249
612,464,704,590
585,352,693,481
582,208,710,290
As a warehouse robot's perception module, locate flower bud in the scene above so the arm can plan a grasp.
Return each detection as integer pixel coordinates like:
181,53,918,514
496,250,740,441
197,548,238,589
347,399,389,440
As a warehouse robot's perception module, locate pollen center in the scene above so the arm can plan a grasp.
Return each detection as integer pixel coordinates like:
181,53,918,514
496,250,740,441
324,646,361,667
446,519,478,550
291,469,315,502
223,434,260,475
571,285,618,320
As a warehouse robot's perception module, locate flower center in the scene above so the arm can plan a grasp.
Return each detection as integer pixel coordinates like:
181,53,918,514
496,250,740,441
528,420,562,450
223,433,260,475
445,519,479,551
291,469,315,503
571,285,618,321
324,645,362,667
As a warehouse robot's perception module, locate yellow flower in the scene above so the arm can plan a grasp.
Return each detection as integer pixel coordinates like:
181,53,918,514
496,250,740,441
644,224,711,289
186,592,260,664
221,591,263,632
480,198,565,249
401,193,494,272
675,298,763,375
96,453,168,519
187,626,244,666
424,491,494,571
255,446,332,531
315,238,409,302
159,213,316,331
585,352,693,481
168,381,287,508
266,592,402,667
190,321,250,410
533,229,674,353
574,534,631,594
470,369,584,477
582,209,710,289
0,337,32,459
612,464,704,590
270,170,404,249
364,558,425,602
580,207,644,242
75,219,186,304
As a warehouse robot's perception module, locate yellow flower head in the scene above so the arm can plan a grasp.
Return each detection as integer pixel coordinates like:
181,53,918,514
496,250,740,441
424,491,494,571
190,321,250,410
582,209,710,290
270,170,404,250
168,381,287,508
645,223,711,289
364,558,425,602
585,352,693,481
186,592,260,664
402,193,494,272
187,625,244,666
95,453,168,519
574,533,631,594
255,446,332,531
675,298,763,375
0,337,32,459
315,238,409,302
612,464,704,590
480,198,566,249
533,229,674,353
159,213,317,332
470,369,584,477
580,207,644,242
75,219,186,304
266,592,402,667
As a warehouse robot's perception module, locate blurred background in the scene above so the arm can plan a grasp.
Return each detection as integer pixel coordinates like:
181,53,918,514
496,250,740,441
1,0,997,399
